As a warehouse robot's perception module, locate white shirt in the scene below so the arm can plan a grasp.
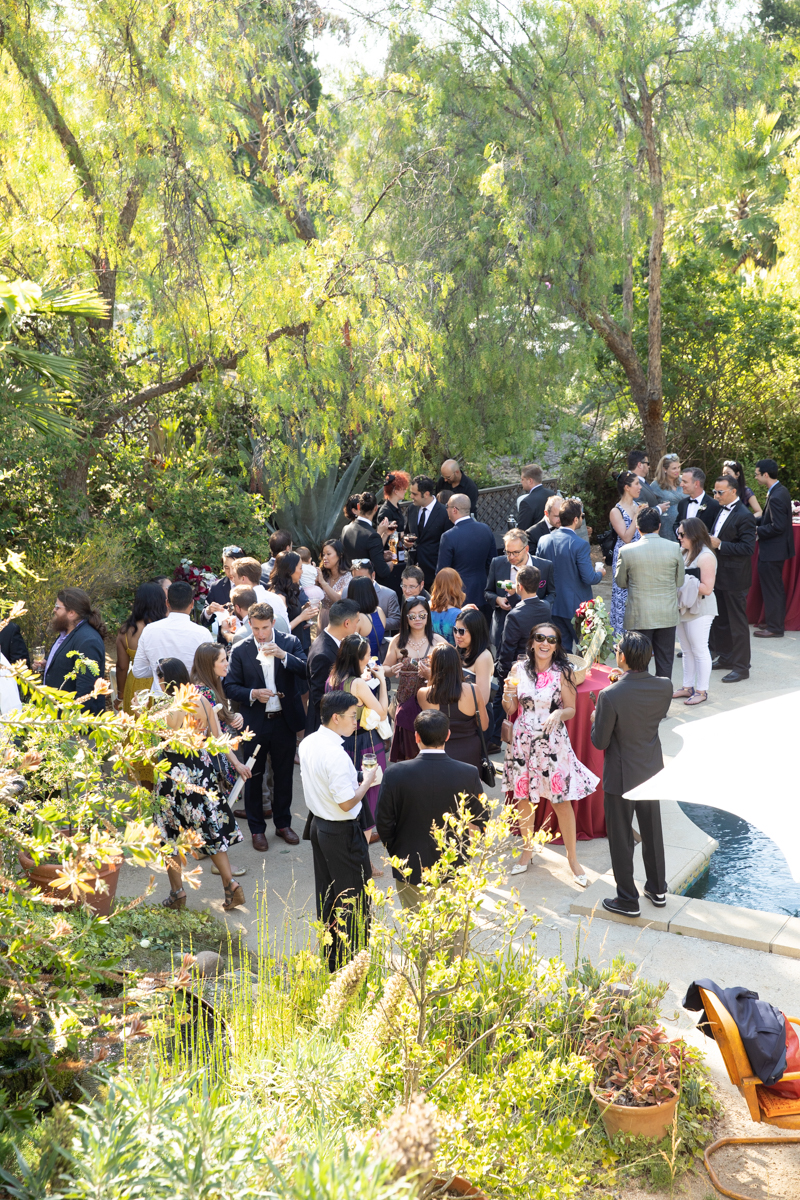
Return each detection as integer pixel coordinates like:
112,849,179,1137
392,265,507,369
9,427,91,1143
712,503,738,539
253,641,282,712
686,491,706,519
357,516,373,527
132,613,212,692
416,497,437,530
255,587,289,627
418,747,446,754
299,726,360,820
510,553,535,584
454,515,470,524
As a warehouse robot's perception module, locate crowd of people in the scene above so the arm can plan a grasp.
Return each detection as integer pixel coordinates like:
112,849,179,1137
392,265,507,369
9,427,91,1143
5,450,794,967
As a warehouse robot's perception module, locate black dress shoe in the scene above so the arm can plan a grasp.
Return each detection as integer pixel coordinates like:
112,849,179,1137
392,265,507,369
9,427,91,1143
722,669,749,683
602,897,640,918
275,826,299,845
753,629,784,638
711,660,729,670
644,886,667,907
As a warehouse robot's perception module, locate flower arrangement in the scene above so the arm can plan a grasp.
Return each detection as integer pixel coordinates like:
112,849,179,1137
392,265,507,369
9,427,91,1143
574,596,615,665
174,558,218,614
792,499,800,521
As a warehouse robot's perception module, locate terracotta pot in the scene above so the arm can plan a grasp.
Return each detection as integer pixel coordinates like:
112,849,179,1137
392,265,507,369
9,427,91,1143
18,850,123,917
590,1083,680,1141
431,1177,487,1200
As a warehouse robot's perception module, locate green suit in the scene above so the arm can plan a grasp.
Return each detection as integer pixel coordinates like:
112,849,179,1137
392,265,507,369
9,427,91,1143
615,532,685,631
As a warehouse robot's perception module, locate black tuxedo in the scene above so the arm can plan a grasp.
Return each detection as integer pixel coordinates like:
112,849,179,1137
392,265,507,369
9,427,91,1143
43,622,107,715
225,631,307,833
591,670,673,910
496,597,553,681
0,621,30,669
484,554,555,646
527,517,556,554
676,492,720,534
517,485,554,530
341,518,392,583
756,482,795,635
305,630,340,734
375,752,486,885
405,501,451,589
709,500,757,674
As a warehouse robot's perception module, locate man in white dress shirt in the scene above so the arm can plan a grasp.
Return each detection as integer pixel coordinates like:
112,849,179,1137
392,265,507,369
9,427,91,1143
132,581,212,692
299,689,379,970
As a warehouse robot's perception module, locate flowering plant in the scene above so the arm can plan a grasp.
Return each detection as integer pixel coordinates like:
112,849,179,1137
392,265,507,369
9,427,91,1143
792,500,800,520
574,596,615,665
174,558,218,614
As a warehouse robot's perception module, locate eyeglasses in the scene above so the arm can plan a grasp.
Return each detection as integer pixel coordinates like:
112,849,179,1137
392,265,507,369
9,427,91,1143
453,627,467,636
677,529,687,539
712,488,727,496
533,633,557,645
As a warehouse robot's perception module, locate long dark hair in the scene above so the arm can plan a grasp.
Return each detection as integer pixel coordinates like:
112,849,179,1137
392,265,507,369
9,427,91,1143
270,551,302,613
348,576,378,615
124,581,168,635
524,622,574,683
398,597,433,650
156,657,190,694
723,460,747,500
679,516,713,566
57,587,108,640
427,643,463,706
321,538,350,580
190,642,235,724
456,607,490,668
330,634,370,689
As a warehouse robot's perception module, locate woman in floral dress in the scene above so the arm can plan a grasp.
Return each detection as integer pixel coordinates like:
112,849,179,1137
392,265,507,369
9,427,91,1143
502,622,598,885
609,471,642,636
153,657,250,912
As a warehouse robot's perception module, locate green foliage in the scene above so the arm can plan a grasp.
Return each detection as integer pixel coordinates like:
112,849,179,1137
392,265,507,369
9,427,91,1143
258,443,375,556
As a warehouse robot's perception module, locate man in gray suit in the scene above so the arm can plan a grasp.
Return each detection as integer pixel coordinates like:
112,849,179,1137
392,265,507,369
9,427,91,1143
591,632,673,917
615,506,684,679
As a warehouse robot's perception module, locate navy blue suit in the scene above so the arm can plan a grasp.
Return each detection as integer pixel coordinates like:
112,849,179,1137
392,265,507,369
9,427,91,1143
43,621,107,715
225,631,307,835
536,527,603,651
436,518,497,608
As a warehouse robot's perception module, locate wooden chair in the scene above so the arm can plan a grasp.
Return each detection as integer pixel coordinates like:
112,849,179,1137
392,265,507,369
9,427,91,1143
698,986,800,1199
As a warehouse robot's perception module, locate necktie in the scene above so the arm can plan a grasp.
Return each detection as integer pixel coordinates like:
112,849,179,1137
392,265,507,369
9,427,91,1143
418,508,426,534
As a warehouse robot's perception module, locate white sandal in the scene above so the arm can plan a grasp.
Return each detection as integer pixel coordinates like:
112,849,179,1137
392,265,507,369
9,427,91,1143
572,874,589,889
211,864,247,876
510,861,530,876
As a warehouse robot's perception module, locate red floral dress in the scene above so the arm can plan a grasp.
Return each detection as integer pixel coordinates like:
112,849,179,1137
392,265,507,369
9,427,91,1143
502,663,599,804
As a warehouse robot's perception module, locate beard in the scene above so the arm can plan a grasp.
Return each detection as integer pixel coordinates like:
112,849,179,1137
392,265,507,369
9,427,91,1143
50,612,70,634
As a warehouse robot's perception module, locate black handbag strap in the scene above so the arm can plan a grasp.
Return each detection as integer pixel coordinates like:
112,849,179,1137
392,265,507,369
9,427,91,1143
468,683,490,759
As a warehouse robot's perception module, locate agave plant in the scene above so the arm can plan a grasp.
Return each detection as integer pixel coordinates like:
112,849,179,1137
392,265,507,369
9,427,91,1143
244,433,375,556
0,236,107,433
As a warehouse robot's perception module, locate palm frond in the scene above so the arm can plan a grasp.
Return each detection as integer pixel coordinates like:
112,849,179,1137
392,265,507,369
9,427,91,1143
6,346,81,387
38,284,109,320
1,381,76,435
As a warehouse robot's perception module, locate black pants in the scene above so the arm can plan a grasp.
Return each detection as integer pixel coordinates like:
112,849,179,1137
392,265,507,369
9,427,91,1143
604,793,666,909
244,712,296,835
636,626,676,680
310,815,371,971
709,588,750,672
758,558,787,634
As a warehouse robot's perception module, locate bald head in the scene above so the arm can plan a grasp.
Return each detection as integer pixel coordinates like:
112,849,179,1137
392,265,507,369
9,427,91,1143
440,459,462,487
447,492,471,518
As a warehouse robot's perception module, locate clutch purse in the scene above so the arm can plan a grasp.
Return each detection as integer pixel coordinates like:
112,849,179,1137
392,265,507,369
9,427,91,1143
501,719,514,745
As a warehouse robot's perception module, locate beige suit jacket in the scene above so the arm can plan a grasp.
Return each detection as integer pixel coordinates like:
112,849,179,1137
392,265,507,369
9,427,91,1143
615,532,685,630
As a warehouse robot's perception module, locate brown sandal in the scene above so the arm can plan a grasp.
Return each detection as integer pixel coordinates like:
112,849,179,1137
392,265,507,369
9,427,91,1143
162,888,186,910
222,881,245,911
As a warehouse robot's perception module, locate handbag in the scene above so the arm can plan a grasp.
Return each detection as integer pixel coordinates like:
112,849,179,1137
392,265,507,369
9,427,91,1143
501,718,514,745
469,683,496,789
360,703,393,740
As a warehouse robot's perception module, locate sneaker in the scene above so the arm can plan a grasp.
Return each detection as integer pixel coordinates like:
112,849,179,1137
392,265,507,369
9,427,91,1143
602,897,640,918
643,886,667,907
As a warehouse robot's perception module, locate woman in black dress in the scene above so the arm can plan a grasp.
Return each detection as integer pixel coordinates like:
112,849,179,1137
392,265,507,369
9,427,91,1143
270,551,317,652
417,643,489,769
377,471,410,599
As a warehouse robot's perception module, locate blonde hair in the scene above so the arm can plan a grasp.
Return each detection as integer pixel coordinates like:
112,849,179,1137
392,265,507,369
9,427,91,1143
654,454,681,489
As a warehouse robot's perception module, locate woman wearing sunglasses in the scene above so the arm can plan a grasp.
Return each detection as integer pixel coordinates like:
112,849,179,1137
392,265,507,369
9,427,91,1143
502,623,598,884
384,597,447,762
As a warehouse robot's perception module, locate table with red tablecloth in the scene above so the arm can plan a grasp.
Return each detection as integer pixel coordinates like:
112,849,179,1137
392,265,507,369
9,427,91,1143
746,523,800,630
522,662,614,843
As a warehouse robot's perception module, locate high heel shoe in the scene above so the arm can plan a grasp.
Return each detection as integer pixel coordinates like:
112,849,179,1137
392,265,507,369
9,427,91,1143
222,881,245,911
162,888,186,910
510,861,531,876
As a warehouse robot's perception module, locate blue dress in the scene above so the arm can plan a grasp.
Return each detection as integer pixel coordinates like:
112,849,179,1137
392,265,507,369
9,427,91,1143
610,503,640,636
431,606,461,645
367,612,385,660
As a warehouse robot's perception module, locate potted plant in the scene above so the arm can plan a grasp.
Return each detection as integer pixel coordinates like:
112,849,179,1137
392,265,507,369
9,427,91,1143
582,1023,693,1140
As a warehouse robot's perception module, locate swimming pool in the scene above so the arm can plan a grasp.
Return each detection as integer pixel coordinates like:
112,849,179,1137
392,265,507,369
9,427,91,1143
680,803,800,918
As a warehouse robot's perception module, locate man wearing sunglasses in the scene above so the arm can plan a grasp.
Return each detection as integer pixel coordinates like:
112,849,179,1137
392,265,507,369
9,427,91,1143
627,450,660,509
707,474,757,682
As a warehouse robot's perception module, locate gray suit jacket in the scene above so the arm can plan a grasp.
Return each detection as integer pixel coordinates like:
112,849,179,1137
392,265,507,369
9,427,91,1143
591,670,673,794
636,478,661,509
615,532,684,630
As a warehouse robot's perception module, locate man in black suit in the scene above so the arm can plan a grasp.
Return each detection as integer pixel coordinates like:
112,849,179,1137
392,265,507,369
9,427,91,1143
676,468,720,533
435,459,480,514
225,602,308,850
490,566,552,749
517,463,554,529
436,494,497,607
305,599,361,734
200,545,246,635
341,491,393,583
42,588,107,715
527,495,562,553
753,458,795,640
708,474,757,682
485,528,555,648
590,632,673,918
404,475,451,589
375,709,486,908
0,620,30,669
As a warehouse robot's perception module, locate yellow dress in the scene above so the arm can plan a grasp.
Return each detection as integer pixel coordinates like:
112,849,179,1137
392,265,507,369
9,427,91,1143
122,633,154,785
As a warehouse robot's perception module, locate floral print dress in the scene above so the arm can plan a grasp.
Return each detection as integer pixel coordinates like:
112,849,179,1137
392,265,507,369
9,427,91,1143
503,664,599,805
610,503,640,636
153,692,243,856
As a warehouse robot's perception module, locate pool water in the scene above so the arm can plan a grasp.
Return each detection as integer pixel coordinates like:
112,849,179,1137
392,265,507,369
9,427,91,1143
681,803,800,918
